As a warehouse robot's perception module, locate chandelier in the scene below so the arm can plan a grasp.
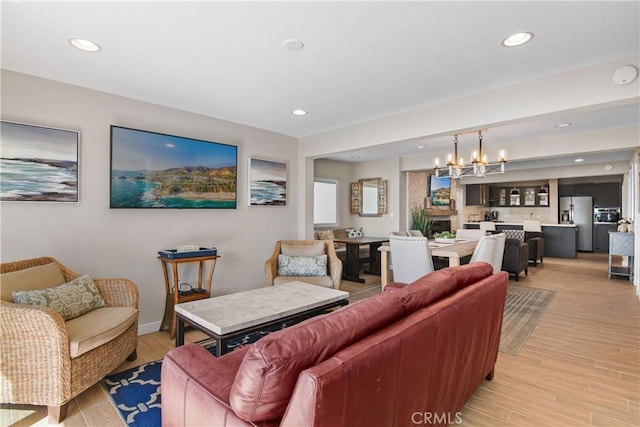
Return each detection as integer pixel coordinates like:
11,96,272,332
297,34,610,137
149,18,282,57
434,130,507,179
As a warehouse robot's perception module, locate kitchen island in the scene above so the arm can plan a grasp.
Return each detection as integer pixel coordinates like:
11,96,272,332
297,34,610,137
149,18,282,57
463,222,577,259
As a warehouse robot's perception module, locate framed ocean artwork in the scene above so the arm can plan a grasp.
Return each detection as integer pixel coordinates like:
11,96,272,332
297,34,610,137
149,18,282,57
248,157,287,206
0,121,79,202
429,174,451,206
110,125,237,208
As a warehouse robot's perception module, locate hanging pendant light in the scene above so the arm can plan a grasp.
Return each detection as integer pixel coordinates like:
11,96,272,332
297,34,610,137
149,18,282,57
434,130,507,179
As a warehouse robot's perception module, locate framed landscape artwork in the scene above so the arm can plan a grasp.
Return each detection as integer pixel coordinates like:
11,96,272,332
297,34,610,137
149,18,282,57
429,174,451,206
110,126,237,208
0,121,79,202
248,157,287,206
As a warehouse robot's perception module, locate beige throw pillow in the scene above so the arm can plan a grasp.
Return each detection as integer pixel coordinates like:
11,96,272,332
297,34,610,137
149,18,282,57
12,274,107,320
281,241,325,257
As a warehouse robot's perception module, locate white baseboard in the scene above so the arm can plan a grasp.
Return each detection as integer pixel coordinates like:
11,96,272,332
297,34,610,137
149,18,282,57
138,321,162,336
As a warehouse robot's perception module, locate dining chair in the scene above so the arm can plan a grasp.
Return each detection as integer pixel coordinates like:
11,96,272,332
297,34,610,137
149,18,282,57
388,235,434,283
469,234,499,272
479,221,496,231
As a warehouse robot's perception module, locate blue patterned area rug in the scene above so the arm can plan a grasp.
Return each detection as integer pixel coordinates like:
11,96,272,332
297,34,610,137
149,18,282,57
102,326,287,426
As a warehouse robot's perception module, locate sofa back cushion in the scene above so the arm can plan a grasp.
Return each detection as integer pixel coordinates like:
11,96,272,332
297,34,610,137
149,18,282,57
385,263,493,312
0,262,66,302
229,290,404,422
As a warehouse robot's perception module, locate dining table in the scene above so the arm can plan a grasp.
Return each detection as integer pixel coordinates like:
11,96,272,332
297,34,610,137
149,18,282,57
378,239,479,289
333,236,390,283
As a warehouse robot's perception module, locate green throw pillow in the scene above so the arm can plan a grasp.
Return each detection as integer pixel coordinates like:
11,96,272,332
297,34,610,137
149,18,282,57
12,274,107,320
278,254,327,277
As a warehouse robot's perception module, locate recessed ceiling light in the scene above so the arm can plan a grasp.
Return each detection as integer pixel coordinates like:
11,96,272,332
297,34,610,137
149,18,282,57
502,32,534,47
69,38,101,52
555,122,572,128
350,155,360,159
291,109,308,116
416,145,425,149
575,158,584,163
283,39,304,51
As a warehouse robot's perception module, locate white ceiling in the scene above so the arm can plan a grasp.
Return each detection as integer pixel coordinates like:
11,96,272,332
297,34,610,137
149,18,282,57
2,1,639,167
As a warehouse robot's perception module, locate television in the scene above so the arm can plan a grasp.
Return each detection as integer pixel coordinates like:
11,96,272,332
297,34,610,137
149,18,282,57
429,174,451,206
110,126,237,208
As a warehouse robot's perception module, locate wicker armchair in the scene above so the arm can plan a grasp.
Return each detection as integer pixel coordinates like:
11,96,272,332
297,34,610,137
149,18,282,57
0,257,139,423
265,240,342,289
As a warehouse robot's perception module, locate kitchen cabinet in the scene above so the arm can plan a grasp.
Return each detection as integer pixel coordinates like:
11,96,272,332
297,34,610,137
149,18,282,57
594,223,618,253
594,182,621,208
559,184,575,197
466,184,489,206
574,183,595,196
542,225,577,259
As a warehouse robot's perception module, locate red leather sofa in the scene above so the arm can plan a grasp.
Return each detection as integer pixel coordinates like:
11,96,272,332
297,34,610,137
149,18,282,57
161,262,508,427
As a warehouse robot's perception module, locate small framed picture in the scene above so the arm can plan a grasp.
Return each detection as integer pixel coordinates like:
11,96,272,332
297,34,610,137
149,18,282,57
1,121,79,202
248,157,287,206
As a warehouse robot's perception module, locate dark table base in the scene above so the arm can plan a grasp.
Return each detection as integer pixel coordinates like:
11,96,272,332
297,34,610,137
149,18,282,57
175,298,349,356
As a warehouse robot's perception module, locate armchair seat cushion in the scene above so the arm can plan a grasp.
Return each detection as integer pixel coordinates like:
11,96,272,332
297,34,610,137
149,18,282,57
66,306,138,358
273,275,335,288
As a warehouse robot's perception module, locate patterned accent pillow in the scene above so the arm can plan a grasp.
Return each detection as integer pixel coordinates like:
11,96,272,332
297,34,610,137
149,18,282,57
12,274,107,320
346,227,364,238
502,229,525,242
277,255,328,277
315,230,335,240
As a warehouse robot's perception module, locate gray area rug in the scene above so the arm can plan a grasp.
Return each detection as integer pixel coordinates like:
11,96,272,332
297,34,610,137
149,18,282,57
500,285,555,356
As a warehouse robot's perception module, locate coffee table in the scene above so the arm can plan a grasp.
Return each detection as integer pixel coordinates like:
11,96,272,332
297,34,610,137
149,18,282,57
174,281,350,356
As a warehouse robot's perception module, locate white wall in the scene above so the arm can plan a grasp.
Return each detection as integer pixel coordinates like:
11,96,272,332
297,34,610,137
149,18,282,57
313,158,401,236
1,70,298,334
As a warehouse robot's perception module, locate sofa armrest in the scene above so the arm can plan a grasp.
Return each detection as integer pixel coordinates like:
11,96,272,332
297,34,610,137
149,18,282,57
94,278,139,308
325,244,343,289
0,301,71,405
161,344,251,427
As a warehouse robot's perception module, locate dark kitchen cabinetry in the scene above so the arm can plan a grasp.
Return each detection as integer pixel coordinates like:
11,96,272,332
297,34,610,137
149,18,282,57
559,184,575,197
594,182,621,208
593,223,618,253
574,183,595,196
466,184,489,206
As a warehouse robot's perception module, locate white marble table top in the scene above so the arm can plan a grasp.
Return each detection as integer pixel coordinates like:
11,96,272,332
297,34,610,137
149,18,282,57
174,281,349,335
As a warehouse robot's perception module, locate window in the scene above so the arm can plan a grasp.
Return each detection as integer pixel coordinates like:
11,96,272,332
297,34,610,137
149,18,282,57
314,178,339,226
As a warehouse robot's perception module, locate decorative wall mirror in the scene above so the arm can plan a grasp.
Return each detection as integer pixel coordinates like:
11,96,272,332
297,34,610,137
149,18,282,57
351,177,387,216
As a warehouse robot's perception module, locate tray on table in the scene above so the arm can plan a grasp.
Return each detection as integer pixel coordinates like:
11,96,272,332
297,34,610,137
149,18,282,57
158,247,218,259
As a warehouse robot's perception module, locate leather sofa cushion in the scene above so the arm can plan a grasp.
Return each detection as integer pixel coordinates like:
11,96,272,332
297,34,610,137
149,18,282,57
442,262,494,290
66,306,138,358
384,263,493,312
229,290,404,422
387,269,457,313
0,262,66,302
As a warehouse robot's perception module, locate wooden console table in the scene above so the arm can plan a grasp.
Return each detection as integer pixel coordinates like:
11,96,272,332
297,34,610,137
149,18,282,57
159,253,219,339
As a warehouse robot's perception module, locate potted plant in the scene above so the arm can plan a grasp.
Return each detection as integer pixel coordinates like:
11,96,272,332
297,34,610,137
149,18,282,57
410,205,432,238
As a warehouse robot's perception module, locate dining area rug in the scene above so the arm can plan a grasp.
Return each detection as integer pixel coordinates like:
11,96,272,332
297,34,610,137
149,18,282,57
499,285,556,356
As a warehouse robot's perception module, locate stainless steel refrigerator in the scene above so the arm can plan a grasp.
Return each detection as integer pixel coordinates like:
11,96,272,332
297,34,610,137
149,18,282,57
559,196,593,251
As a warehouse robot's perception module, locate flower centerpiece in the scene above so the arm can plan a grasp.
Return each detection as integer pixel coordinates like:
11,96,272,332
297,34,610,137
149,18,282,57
618,217,632,232
434,231,456,244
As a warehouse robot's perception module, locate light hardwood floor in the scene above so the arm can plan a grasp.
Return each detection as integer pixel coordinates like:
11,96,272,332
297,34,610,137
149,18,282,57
1,254,638,426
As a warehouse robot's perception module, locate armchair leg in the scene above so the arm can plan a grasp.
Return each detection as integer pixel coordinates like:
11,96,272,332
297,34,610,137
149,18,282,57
48,403,69,424
127,349,138,361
